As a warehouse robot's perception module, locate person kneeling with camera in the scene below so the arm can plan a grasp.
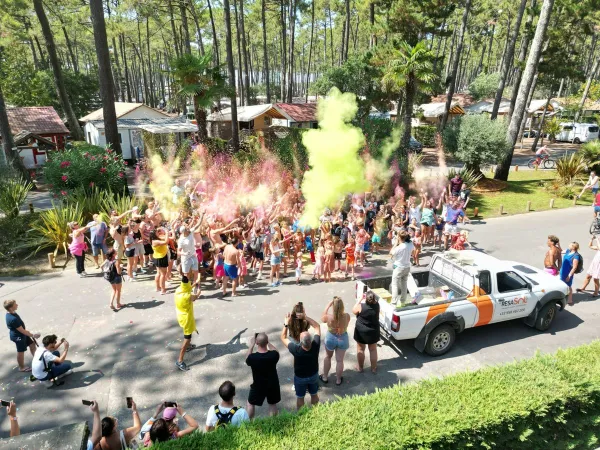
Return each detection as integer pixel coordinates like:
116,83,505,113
32,335,72,386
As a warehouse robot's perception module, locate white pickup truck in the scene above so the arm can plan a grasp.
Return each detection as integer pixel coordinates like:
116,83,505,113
356,250,569,356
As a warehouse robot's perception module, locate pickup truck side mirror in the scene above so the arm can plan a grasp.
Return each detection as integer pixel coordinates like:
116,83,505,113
527,282,532,292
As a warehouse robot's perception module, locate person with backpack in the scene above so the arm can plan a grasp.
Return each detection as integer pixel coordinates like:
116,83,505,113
560,242,582,306
102,249,123,311
205,381,249,431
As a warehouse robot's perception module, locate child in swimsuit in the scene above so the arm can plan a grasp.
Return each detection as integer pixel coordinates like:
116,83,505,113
412,230,422,266
324,240,334,283
214,249,225,288
312,242,324,281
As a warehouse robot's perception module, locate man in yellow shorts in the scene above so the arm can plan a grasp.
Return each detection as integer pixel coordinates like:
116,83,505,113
175,275,199,371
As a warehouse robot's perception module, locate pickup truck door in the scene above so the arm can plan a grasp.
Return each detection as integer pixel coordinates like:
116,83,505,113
491,270,539,323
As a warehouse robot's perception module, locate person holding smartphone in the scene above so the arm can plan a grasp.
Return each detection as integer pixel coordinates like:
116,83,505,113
83,400,101,450
4,299,39,372
138,402,199,445
245,332,280,419
97,398,141,450
32,335,72,385
2,400,19,437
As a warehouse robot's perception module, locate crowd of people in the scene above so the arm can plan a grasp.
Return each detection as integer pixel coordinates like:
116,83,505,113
62,172,472,311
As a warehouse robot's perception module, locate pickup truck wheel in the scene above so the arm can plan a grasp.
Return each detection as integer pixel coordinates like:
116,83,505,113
535,303,557,331
425,324,456,356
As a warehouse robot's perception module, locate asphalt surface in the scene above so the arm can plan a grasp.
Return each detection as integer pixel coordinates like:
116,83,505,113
1,206,599,437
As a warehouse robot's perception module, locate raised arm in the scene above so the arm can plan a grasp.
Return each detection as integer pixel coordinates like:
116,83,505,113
280,313,291,347
246,335,256,357
305,316,321,336
124,400,142,442
321,299,333,323
176,404,199,438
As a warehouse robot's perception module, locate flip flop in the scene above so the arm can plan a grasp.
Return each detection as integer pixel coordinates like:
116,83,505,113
319,374,328,384
19,367,32,372
335,377,344,386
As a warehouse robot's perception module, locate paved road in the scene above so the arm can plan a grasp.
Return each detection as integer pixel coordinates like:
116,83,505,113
1,206,599,437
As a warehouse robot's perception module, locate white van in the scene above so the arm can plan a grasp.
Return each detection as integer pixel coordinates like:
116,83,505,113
556,122,599,143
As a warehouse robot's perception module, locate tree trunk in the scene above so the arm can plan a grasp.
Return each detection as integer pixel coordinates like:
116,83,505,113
189,1,206,55
495,0,555,181
370,2,376,48
34,35,47,69
168,0,181,58
112,36,124,102
89,0,122,155
328,7,334,66
223,0,239,151
207,0,220,65
440,0,471,131
120,34,132,103
146,18,155,107
491,0,527,119
444,25,457,83
0,75,25,174
485,22,495,72
401,74,415,154
287,0,297,102
344,0,351,61
62,26,78,73
32,0,83,141
179,0,192,54
136,21,150,105
193,95,208,141
280,0,287,101
576,56,600,121
508,0,537,122
261,0,271,102
305,0,315,103
239,0,251,105
232,0,244,106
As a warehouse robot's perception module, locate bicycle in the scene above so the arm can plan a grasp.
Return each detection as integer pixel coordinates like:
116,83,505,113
527,154,556,170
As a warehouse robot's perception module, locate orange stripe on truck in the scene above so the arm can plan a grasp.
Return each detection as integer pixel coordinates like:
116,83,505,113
426,303,450,323
469,295,493,326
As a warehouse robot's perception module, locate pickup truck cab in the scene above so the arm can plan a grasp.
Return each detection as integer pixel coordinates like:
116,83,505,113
356,250,568,356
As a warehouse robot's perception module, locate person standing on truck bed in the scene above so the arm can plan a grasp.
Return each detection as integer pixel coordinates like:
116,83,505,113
544,235,562,276
390,231,414,305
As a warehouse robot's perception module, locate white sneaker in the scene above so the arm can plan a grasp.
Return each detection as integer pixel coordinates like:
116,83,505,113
256,274,262,280
78,273,85,278
81,271,88,277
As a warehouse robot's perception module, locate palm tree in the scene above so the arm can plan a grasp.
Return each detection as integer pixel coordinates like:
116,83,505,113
170,53,229,142
381,41,436,154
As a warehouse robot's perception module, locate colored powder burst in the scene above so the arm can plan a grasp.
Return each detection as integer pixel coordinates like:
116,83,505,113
300,88,368,226
147,152,182,220
364,127,400,197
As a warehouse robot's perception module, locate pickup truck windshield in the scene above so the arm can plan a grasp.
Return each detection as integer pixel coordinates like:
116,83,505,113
431,256,474,294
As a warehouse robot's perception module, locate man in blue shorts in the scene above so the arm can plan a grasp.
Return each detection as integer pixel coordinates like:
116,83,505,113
87,214,108,269
222,239,240,297
281,313,321,410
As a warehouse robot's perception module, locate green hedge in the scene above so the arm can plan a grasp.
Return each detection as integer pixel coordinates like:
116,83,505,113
156,342,600,449
413,125,437,147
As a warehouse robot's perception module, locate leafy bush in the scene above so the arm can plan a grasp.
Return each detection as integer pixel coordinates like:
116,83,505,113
43,142,127,196
406,152,424,180
467,72,500,100
413,125,437,147
356,117,396,160
0,176,34,218
442,114,509,173
157,342,600,450
0,213,38,262
543,117,562,142
580,140,600,171
27,203,84,257
555,153,589,185
447,167,483,187
101,191,146,223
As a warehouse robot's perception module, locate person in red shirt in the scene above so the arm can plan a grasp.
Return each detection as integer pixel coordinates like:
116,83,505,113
594,192,600,217
345,237,356,280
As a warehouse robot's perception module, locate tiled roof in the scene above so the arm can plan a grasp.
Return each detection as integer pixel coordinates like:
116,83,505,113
5,107,69,136
274,103,318,122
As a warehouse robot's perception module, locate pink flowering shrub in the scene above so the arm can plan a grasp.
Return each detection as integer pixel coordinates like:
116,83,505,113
44,142,127,195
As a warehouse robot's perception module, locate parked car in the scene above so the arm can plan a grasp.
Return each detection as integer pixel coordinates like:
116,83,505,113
408,136,423,153
556,122,599,144
356,250,568,356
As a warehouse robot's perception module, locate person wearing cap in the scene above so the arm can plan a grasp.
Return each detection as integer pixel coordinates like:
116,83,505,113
139,402,199,446
174,276,199,371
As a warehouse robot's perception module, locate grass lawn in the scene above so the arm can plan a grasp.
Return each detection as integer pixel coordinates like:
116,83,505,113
470,170,594,219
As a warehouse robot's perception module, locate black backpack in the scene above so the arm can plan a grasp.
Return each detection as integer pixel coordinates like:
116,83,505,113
214,405,239,428
575,252,584,274
103,261,117,282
